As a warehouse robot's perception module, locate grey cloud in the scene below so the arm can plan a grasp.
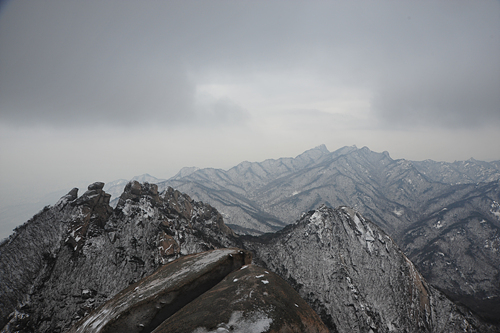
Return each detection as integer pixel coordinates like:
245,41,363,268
199,98,250,125
0,1,199,127
281,108,374,131
0,1,498,129
0,61,196,127
372,54,500,128
369,1,500,129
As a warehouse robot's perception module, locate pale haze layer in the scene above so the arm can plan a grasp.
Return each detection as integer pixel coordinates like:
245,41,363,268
0,0,499,239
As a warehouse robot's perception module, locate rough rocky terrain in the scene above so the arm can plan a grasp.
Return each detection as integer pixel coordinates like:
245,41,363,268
0,181,237,332
156,264,329,333
244,205,495,332
159,145,500,322
1,180,498,332
68,248,328,333
67,248,253,333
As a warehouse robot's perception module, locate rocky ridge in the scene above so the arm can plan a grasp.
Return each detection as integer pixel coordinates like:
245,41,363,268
0,181,236,332
155,263,329,333
67,248,328,333
243,205,493,332
67,248,254,333
158,145,500,322
0,180,497,332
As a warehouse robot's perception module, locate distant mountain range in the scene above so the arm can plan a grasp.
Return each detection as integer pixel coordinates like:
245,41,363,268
153,145,500,323
93,145,500,321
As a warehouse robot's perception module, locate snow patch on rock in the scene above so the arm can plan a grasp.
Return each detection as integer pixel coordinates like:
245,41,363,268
192,311,272,333
490,201,500,219
392,208,404,216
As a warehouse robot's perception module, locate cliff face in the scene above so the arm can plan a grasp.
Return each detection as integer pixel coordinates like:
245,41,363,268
243,205,494,332
0,181,236,333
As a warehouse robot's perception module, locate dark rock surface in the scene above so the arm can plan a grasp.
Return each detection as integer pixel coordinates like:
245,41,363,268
67,248,327,333
155,264,328,333
67,248,252,333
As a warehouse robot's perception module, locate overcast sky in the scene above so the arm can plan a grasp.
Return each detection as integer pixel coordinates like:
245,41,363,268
0,0,499,238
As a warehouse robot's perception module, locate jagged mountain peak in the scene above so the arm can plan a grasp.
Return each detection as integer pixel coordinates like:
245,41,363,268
1,181,497,332
244,205,492,332
341,145,394,164
298,143,330,156
316,143,329,152
0,181,239,332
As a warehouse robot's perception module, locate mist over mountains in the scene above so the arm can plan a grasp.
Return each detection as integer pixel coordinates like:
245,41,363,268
159,145,500,235
1,145,499,332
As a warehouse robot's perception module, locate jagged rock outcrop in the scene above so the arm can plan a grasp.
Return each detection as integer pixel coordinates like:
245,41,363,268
1,181,497,332
65,181,113,251
0,181,114,331
243,205,496,332
0,181,237,333
67,248,252,333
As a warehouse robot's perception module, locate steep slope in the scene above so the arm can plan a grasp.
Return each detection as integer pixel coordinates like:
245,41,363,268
67,248,253,333
159,145,500,321
1,181,497,332
243,205,494,332
68,250,328,333
156,264,329,333
0,181,236,332
403,181,500,322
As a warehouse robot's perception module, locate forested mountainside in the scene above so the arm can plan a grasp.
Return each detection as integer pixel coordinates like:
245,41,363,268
1,181,496,332
158,145,500,322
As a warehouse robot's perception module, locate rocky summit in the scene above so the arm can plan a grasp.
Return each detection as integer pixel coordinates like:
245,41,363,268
155,263,329,333
0,181,237,332
67,248,253,333
243,205,494,332
0,180,498,332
